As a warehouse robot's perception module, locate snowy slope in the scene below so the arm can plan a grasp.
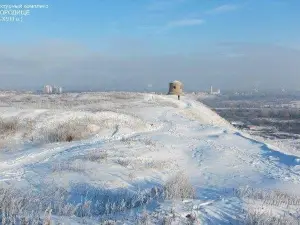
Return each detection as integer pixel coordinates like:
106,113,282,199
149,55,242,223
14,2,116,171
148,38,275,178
0,92,300,224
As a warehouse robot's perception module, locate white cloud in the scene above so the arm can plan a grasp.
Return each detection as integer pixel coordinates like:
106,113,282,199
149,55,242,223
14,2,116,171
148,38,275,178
167,19,205,28
206,4,239,15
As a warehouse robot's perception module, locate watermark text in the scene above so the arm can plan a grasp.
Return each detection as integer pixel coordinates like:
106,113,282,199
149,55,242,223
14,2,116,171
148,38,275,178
0,4,49,22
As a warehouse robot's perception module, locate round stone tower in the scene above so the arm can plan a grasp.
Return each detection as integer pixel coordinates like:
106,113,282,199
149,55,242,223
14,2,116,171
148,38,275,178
168,80,183,95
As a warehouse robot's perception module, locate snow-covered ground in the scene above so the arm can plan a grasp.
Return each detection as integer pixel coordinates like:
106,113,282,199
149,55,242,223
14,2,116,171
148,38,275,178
0,92,300,224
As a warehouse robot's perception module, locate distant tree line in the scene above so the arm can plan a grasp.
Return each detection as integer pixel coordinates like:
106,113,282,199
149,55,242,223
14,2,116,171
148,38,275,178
216,108,300,120
216,108,300,134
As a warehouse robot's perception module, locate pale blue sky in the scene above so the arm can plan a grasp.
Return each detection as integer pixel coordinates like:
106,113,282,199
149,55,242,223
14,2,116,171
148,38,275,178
1,0,300,91
2,0,299,48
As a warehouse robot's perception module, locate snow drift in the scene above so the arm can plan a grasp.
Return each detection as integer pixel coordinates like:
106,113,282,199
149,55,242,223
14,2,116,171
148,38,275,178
0,91,299,224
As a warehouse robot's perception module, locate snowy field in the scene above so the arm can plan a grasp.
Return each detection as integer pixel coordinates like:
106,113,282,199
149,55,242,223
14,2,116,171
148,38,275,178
0,91,300,224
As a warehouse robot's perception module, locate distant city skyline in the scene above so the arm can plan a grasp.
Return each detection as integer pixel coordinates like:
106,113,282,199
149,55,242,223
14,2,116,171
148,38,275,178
1,0,300,91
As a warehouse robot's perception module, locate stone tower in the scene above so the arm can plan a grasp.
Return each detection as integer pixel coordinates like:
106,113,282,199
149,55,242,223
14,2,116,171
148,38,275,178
168,80,183,95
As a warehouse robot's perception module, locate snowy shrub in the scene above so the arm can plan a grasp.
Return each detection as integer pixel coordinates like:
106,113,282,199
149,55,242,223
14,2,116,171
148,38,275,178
234,187,300,225
234,186,300,207
35,110,150,144
137,210,152,225
143,160,169,170
61,183,165,217
128,172,136,180
120,137,157,147
43,123,83,143
120,136,133,144
100,220,117,225
156,99,180,108
141,138,157,147
0,184,85,223
161,216,174,225
115,158,130,167
113,158,169,171
52,160,85,173
160,210,177,225
21,120,35,139
0,116,36,149
111,92,143,100
0,182,166,223
0,117,19,134
40,118,97,143
185,213,197,225
0,187,47,224
0,179,165,222
243,210,299,225
43,208,52,225
84,150,108,162
163,172,195,200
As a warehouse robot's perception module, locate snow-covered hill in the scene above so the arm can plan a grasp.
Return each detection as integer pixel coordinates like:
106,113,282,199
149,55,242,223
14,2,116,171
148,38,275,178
0,92,300,224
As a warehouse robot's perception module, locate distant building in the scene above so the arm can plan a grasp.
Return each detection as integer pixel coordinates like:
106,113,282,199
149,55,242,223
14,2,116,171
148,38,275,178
52,86,63,94
52,86,57,94
168,80,183,96
53,86,63,94
210,86,221,95
43,85,63,94
43,85,53,94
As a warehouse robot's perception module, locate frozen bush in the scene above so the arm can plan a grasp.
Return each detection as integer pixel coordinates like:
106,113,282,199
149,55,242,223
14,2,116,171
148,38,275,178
185,213,197,225
115,159,130,167
84,150,108,162
0,117,18,134
41,118,96,143
234,187,300,225
164,172,195,200
142,138,156,146
100,220,117,225
0,187,47,224
243,211,299,225
161,216,174,225
113,158,169,171
52,160,85,173
138,211,152,225
234,186,300,206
